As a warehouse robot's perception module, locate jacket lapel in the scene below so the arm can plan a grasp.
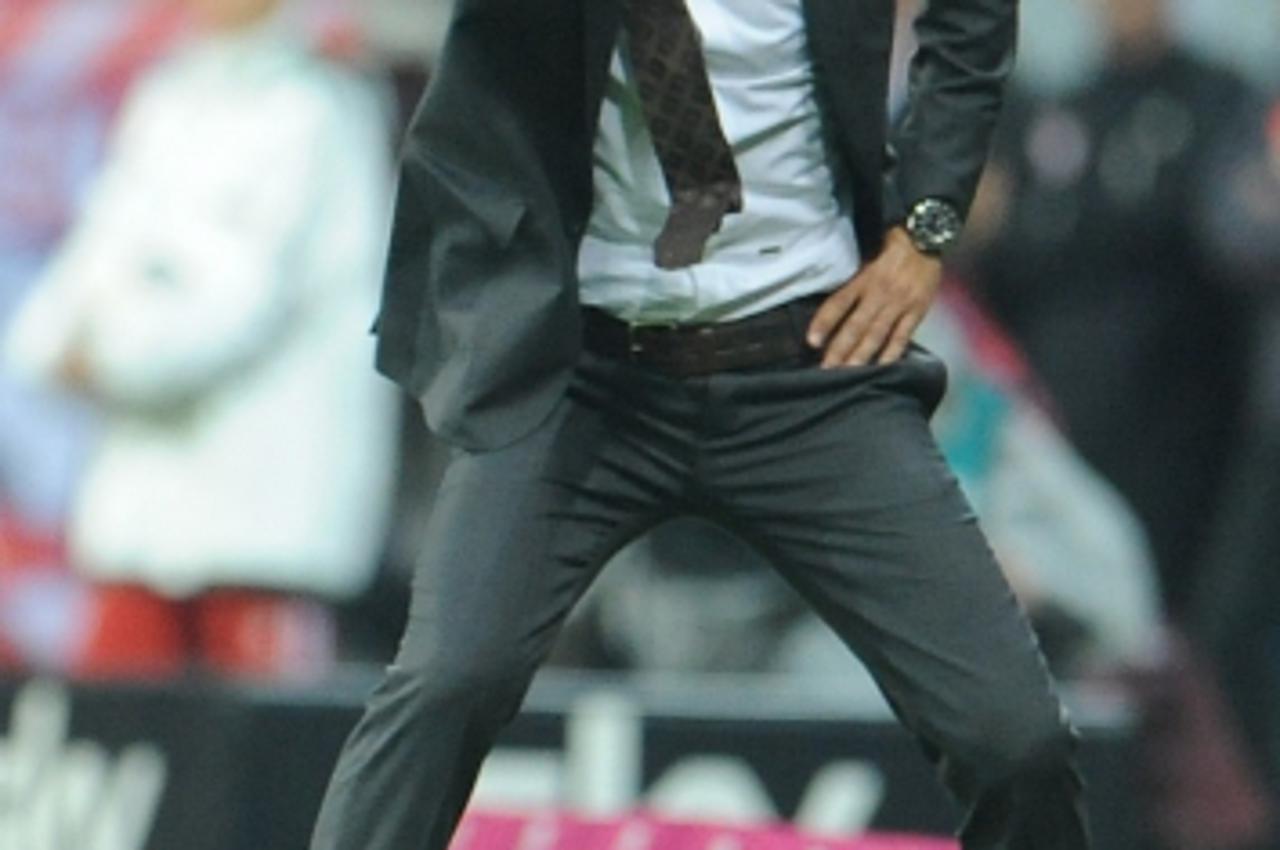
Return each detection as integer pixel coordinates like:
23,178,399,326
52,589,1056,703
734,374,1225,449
583,0,623,136
803,0,894,79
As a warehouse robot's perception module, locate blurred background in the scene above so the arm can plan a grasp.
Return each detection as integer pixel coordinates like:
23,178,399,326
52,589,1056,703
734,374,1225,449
0,0,1278,848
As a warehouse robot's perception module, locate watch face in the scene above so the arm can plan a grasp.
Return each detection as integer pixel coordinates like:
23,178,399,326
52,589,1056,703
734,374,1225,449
908,199,961,254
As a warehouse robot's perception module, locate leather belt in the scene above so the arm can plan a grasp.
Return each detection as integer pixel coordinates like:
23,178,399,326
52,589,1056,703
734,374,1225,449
581,293,829,377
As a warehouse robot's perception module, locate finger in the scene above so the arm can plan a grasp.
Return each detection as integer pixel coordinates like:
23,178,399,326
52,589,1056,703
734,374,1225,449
807,277,863,348
844,308,900,366
875,310,923,365
822,295,887,368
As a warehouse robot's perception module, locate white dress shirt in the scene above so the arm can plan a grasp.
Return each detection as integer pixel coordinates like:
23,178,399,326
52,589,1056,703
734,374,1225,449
578,0,861,324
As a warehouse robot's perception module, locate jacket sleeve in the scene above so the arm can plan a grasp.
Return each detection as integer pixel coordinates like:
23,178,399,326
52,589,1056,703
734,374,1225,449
882,0,1019,226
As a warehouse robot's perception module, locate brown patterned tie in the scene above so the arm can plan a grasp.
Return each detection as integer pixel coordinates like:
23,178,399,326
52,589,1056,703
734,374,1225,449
623,0,743,270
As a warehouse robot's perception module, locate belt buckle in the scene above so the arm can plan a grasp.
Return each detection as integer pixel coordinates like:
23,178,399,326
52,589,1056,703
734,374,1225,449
626,320,680,358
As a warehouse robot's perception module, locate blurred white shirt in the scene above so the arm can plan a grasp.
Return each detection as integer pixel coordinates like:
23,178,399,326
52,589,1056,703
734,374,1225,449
6,20,399,598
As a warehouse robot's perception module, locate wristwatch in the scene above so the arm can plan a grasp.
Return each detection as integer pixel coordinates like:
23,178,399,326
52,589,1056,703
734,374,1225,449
904,198,963,257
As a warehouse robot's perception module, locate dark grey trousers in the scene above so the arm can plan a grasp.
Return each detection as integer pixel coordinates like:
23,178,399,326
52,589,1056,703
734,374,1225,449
311,340,1090,850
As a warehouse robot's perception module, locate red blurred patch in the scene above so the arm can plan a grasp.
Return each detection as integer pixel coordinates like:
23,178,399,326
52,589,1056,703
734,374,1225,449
454,811,958,850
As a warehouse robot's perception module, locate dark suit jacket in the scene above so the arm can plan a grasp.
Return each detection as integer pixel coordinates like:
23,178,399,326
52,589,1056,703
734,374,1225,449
374,0,1018,450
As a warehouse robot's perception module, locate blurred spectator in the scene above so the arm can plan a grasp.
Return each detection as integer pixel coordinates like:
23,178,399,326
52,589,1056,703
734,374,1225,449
3,0,399,681
555,283,1162,683
974,0,1264,618
1192,93,1280,825
0,0,188,675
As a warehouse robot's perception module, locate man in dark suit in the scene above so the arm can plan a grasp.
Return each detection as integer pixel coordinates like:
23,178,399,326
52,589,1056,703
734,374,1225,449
311,1,1091,848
